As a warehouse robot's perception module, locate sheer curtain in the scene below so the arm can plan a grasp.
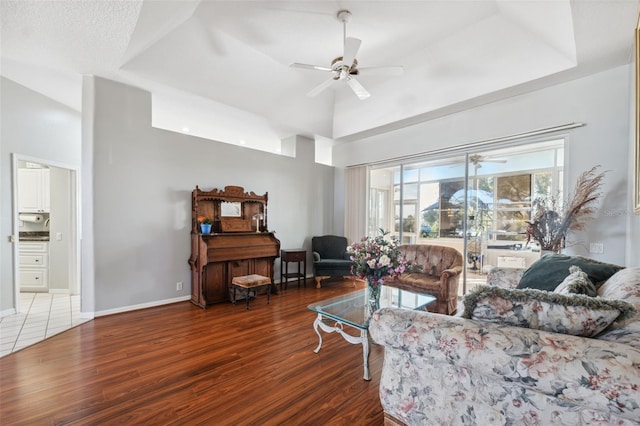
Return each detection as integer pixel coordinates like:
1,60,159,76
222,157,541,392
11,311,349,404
344,165,368,244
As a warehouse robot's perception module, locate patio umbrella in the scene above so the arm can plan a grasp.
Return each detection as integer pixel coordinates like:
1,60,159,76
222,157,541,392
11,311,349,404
448,189,494,207
421,200,441,212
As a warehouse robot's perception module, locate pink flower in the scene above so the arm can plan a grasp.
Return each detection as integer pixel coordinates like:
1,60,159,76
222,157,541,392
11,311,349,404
521,351,558,377
521,411,539,426
463,329,488,351
399,397,414,413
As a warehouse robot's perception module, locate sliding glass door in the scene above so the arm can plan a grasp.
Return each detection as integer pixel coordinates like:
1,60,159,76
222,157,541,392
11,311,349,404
367,139,564,295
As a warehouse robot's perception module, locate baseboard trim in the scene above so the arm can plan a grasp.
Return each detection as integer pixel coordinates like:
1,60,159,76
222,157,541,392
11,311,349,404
48,289,70,294
0,308,17,318
274,273,315,284
95,295,191,317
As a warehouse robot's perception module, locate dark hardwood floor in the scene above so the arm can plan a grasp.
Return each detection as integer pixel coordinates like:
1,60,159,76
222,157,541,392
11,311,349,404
0,279,384,425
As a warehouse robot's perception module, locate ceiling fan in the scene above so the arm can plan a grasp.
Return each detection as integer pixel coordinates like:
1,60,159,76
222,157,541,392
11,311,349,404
469,154,507,169
290,10,403,100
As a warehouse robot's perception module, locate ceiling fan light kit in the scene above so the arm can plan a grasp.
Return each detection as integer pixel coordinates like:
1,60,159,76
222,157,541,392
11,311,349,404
290,9,403,100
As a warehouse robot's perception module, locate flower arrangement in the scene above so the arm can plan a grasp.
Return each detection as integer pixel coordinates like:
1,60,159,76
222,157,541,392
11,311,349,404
347,229,407,287
197,215,213,225
525,166,606,252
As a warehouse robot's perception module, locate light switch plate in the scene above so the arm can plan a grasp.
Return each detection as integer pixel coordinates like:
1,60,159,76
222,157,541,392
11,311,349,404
589,243,604,254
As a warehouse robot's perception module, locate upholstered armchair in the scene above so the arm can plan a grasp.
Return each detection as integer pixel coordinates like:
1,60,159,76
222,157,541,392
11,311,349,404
384,244,463,315
311,235,356,288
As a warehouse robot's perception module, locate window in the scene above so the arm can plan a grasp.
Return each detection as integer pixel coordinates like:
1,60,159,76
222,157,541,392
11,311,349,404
366,139,564,293
439,180,465,237
419,182,439,238
494,174,531,241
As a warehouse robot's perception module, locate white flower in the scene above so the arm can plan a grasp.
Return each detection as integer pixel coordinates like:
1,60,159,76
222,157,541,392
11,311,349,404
349,230,407,282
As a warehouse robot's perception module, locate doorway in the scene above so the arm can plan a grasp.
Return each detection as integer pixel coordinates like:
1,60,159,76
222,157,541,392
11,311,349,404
11,154,81,337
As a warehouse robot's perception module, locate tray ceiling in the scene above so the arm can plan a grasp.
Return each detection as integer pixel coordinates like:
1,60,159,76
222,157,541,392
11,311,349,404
1,0,638,148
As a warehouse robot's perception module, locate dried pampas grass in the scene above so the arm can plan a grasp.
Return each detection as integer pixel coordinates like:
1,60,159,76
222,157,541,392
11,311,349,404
526,166,606,252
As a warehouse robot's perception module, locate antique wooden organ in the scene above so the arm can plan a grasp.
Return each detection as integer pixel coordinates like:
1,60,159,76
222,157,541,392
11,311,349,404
188,186,280,308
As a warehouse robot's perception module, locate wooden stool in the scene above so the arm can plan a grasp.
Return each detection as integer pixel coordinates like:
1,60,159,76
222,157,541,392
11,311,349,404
231,274,272,310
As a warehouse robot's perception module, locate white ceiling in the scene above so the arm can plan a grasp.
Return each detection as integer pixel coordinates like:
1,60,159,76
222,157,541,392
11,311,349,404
1,0,638,151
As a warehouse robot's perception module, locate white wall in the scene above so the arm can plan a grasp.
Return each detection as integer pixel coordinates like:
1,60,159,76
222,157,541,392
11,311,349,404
627,61,640,267
334,65,635,267
48,166,72,292
0,77,81,313
3,63,637,315
84,77,336,314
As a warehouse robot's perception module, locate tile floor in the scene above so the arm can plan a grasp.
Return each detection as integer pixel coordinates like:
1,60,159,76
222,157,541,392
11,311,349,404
0,292,91,358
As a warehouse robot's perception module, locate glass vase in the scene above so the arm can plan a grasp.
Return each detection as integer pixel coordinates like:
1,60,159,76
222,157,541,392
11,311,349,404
366,278,381,315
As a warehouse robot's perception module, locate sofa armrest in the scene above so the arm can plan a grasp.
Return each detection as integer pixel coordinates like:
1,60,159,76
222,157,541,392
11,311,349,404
441,265,463,279
369,307,640,421
312,251,321,262
486,266,526,289
440,266,463,313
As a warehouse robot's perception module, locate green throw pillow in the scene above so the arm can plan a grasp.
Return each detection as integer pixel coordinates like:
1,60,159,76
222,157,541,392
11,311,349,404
517,254,623,292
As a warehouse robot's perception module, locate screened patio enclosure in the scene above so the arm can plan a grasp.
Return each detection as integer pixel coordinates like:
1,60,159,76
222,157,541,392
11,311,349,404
368,139,564,294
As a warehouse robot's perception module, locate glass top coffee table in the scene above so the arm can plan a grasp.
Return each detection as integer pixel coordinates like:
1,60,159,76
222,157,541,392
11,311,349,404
308,285,435,380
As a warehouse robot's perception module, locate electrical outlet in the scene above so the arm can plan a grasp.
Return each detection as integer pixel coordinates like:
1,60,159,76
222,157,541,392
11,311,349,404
176,281,183,291
589,243,604,254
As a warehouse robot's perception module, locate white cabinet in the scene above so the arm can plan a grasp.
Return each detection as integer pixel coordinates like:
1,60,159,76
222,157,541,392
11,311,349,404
42,168,50,212
18,168,50,213
484,248,540,270
497,256,527,268
20,242,49,292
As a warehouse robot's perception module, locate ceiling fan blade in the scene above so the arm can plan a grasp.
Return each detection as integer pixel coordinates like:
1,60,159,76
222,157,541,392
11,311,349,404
307,77,336,97
346,76,370,100
290,63,332,72
358,66,404,76
342,37,361,70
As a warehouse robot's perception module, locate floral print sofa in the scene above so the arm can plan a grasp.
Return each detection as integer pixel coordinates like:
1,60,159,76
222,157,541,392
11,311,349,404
369,265,640,426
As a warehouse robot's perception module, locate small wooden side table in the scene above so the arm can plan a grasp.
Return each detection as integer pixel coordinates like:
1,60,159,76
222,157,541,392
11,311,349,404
280,249,306,289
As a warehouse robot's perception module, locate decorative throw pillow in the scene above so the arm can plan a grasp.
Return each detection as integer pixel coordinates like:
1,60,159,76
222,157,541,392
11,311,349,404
596,311,640,350
594,267,640,348
462,285,636,337
516,254,624,292
597,267,640,308
553,266,597,297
